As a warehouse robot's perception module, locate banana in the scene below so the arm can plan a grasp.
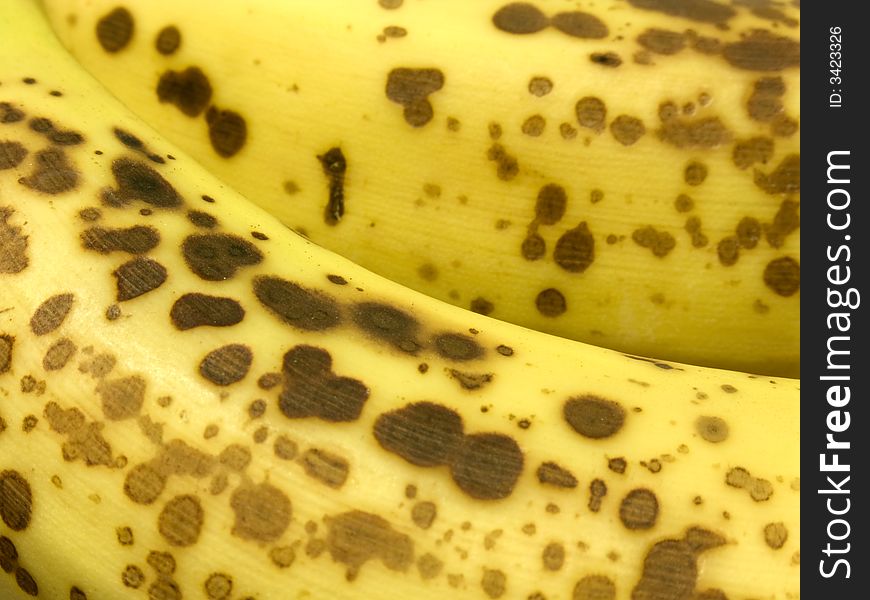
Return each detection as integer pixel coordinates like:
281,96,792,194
1,1,798,599
41,0,801,377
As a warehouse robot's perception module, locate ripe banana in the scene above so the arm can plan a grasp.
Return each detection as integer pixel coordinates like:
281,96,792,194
2,1,798,599
41,0,801,377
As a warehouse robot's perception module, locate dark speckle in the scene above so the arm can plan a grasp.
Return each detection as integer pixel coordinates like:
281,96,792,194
199,344,253,386
253,276,341,331
764,256,800,296
554,222,595,272
352,302,421,353
114,257,168,301
0,102,25,123
155,26,181,55
318,147,347,225
170,293,245,330
157,67,212,117
187,210,218,228
28,118,84,145
386,68,445,127
535,184,568,225
573,575,616,600
105,157,183,208
619,488,659,529
754,154,799,194
550,11,608,39
658,116,730,148
575,97,606,132
96,7,134,53
182,233,263,281
632,226,676,257
206,107,247,158
492,3,549,34
590,52,622,67
627,0,736,24
536,462,578,488
279,345,369,422
0,335,13,375
374,402,464,466
638,28,686,54
610,115,646,146
30,293,74,336
0,142,27,170
723,30,800,71
732,137,774,169
81,226,159,254
470,297,494,315
536,288,566,317
696,416,729,442
564,396,626,439
0,470,32,531
450,433,523,500
325,510,413,582
19,148,79,194
434,333,484,361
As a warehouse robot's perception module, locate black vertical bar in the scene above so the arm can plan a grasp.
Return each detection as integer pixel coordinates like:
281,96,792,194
804,1,868,595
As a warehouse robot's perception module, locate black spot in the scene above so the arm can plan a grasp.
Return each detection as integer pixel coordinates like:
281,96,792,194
550,11,608,39
199,344,253,386
279,345,370,422
157,67,213,117
113,257,168,301
0,102,26,123
521,231,546,261
535,184,567,225
28,118,84,145
170,293,245,330
182,234,263,281
723,30,800,71
554,222,595,272
81,226,160,254
386,68,445,127
327,274,348,285
575,96,606,132
627,0,736,24
450,433,523,500
318,147,347,225
0,470,32,531
637,28,686,55
0,335,12,375
763,256,800,296
590,52,622,67
492,3,549,34
187,210,218,228
0,141,27,170
564,396,626,439
106,157,183,208
254,276,342,331
352,302,421,353
433,333,484,361
19,148,79,194
30,293,74,336
536,462,578,488
206,107,247,158
96,7,134,53
155,25,182,55
536,288,566,317
374,402,465,467
619,488,659,529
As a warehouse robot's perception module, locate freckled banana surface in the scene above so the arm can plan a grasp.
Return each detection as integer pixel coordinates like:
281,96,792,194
1,2,798,599
41,0,801,377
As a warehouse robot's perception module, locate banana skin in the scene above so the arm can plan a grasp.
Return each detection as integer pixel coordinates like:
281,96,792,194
2,1,798,599
42,0,801,377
